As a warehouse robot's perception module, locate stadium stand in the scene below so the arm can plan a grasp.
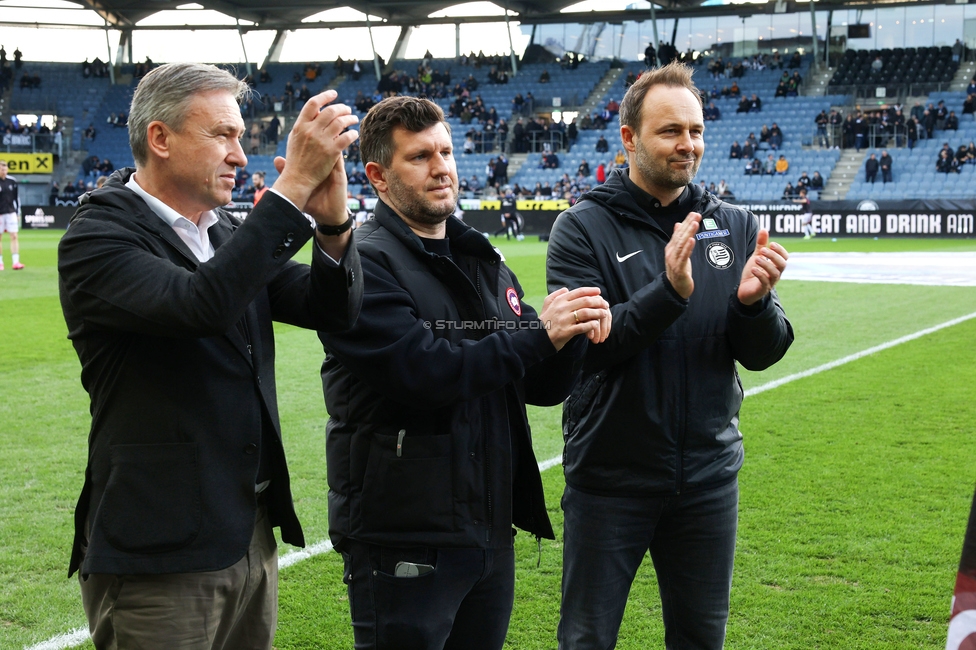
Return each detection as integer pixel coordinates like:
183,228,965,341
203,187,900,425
829,47,959,96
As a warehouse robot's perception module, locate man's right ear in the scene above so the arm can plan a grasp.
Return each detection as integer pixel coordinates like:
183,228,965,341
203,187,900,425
145,121,172,161
365,162,387,194
619,126,637,155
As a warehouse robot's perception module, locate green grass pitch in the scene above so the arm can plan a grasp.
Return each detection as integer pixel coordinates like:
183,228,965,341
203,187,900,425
3,231,976,649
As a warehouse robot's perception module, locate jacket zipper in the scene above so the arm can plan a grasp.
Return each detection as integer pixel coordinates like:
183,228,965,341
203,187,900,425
474,264,493,544
675,308,687,495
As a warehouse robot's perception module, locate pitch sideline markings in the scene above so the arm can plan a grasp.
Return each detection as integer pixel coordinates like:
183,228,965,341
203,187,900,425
25,308,976,650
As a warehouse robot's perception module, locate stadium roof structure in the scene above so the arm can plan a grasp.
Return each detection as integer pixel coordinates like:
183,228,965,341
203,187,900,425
7,0,948,33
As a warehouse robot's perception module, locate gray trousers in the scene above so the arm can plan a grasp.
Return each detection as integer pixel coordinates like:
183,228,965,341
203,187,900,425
80,502,278,650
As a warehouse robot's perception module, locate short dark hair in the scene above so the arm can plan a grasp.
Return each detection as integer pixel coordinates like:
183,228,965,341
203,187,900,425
619,62,703,136
359,96,451,167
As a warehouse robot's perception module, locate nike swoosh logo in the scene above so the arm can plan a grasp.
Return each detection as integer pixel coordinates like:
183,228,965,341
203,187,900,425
616,250,643,263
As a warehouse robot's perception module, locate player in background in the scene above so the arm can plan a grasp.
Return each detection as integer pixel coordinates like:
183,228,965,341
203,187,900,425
0,160,24,270
796,188,815,239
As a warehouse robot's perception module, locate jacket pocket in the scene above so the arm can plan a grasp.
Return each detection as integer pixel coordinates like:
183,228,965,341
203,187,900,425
101,443,201,553
360,431,454,535
564,370,606,438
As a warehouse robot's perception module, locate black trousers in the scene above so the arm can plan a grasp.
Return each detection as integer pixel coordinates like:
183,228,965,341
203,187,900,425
342,542,515,650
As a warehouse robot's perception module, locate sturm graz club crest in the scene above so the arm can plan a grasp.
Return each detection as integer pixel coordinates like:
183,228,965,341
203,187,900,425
705,242,734,269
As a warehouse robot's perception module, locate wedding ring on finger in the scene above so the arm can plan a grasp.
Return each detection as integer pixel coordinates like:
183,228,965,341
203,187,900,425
573,310,580,324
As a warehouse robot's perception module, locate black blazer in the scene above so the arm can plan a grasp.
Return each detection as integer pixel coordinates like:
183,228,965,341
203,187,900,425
59,169,362,577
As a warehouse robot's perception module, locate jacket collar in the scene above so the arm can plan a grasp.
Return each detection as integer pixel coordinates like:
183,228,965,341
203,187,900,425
78,167,237,268
372,198,500,264
578,168,723,233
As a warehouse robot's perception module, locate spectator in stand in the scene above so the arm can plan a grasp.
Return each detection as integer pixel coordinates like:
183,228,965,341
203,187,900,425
946,111,960,131
865,153,879,183
595,162,606,184
871,57,883,72
956,144,971,166
964,95,976,120
796,171,811,189
764,154,776,175
810,171,824,190
922,109,936,141
717,179,730,196
937,149,960,173
605,98,620,116
815,110,829,147
542,150,560,169
749,94,762,113
83,123,96,143
729,140,742,159
968,141,976,163
495,154,509,184
775,154,789,175
967,77,976,97
759,124,771,147
744,157,758,175
266,114,281,144
936,101,949,129
750,156,764,176
742,140,755,160
770,123,783,150
782,182,797,199
624,71,637,87
953,38,965,63
595,135,609,153
774,82,787,98
577,159,590,178
704,101,721,121
729,81,740,97
736,95,751,114
644,43,656,68
249,121,262,154
614,149,626,166
829,109,843,148
787,71,802,96
879,150,893,184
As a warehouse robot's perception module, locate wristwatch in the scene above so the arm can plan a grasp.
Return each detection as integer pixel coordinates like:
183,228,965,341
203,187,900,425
315,213,354,236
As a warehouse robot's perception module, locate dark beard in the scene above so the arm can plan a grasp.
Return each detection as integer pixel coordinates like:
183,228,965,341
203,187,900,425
386,171,458,225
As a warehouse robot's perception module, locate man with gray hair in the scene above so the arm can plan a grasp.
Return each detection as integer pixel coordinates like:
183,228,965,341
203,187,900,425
59,62,363,649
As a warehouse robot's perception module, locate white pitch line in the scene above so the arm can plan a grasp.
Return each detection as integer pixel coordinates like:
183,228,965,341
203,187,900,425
26,309,976,650
278,538,334,569
744,309,976,398
23,628,90,650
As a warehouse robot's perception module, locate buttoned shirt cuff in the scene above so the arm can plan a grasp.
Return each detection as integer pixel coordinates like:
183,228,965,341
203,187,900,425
268,188,344,267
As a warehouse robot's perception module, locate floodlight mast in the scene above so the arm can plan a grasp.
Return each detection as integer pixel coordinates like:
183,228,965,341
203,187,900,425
505,4,518,77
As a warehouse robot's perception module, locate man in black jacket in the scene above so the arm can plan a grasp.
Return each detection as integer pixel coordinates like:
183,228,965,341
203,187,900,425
319,96,611,650
865,153,879,184
879,150,893,184
59,63,363,649
547,62,793,650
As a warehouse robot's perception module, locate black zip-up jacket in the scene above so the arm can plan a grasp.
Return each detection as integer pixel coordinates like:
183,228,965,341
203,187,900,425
59,169,362,576
320,200,582,551
546,169,793,497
